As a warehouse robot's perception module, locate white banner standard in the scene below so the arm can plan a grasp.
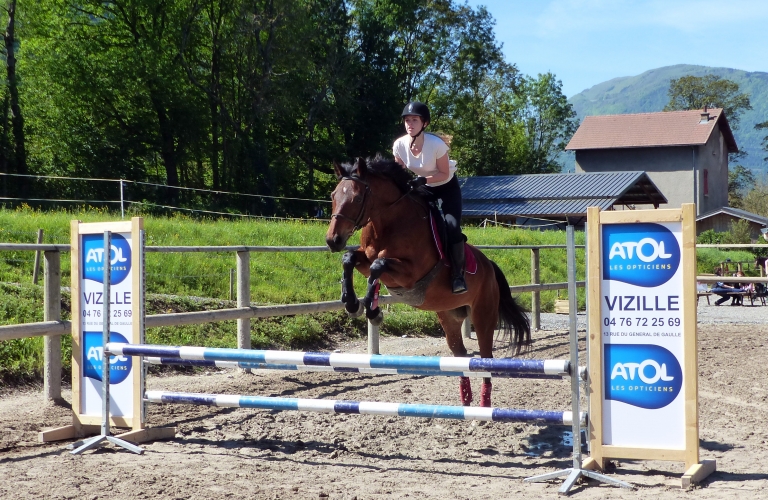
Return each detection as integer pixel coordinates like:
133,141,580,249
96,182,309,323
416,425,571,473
77,223,141,420
600,218,685,449
39,218,145,443
585,205,715,488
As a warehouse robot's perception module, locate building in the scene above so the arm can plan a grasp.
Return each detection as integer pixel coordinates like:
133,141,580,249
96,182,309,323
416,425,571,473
696,206,768,241
459,171,666,229
565,108,738,216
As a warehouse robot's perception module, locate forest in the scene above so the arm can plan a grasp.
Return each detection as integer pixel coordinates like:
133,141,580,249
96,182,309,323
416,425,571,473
0,0,578,217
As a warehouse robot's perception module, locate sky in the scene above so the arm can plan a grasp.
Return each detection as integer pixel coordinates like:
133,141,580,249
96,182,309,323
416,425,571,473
465,0,768,97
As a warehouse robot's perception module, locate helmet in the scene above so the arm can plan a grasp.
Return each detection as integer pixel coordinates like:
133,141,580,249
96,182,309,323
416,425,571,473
401,102,430,124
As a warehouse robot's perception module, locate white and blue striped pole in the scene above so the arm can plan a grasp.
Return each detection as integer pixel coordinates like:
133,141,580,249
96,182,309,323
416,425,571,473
145,391,587,427
109,343,571,377
143,357,573,380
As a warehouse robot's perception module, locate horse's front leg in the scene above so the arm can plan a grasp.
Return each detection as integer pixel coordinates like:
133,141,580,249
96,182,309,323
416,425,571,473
341,250,364,317
362,258,388,326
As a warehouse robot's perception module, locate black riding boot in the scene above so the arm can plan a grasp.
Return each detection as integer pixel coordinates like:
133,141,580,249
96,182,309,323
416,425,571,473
450,241,467,294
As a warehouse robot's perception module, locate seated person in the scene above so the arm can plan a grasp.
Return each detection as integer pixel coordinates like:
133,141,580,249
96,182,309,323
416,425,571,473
732,271,747,306
710,267,745,306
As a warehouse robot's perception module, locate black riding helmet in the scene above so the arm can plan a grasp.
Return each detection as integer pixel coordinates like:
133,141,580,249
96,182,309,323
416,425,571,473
401,102,430,147
401,101,430,124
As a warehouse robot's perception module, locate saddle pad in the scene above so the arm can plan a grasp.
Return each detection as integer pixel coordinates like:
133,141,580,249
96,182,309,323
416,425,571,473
429,213,477,275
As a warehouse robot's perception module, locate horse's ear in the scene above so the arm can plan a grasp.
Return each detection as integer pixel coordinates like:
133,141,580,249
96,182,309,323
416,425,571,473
332,160,343,180
354,157,367,177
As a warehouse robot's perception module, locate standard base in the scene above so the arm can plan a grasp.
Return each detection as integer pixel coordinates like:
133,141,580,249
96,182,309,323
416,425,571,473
682,460,716,489
39,424,101,443
116,426,177,444
525,467,633,495
69,434,144,455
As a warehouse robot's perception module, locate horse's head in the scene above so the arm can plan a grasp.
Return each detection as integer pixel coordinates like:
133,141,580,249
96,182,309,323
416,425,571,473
325,155,411,252
326,157,371,252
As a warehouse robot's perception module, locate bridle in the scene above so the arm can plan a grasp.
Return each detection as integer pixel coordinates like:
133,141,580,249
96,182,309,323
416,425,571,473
330,175,425,232
330,176,371,231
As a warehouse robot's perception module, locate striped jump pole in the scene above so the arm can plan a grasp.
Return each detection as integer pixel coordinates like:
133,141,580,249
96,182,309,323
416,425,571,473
145,391,587,427
108,343,571,377
143,357,580,380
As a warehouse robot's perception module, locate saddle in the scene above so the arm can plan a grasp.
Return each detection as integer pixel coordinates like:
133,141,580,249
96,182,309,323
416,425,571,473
386,200,476,306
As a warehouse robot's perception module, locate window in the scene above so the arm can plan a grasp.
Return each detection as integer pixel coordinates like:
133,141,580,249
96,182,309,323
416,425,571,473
703,169,709,196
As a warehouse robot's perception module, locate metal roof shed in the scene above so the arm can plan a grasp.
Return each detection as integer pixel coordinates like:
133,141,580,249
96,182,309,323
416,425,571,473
459,171,667,228
696,206,768,241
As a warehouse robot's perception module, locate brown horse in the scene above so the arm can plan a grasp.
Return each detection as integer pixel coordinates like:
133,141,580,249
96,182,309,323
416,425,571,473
325,156,531,407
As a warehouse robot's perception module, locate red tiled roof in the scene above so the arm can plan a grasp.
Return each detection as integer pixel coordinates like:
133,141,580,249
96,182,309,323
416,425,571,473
565,108,738,152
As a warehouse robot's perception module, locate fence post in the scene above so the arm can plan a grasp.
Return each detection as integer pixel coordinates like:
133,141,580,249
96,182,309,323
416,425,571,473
236,251,251,355
531,248,540,331
120,180,125,219
32,229,44,284
43,250,62,402
367,320,379,355
462,317,472,339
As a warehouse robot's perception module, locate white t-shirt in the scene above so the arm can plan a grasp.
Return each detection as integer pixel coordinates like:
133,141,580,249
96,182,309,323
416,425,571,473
393,133,457,187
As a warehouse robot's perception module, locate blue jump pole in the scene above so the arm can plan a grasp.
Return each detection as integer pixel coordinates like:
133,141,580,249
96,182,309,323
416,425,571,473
143,357,569,380
109,343,571,376
144,391,587,427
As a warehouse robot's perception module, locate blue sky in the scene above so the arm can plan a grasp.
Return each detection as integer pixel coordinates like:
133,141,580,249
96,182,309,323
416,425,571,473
465,0,768,97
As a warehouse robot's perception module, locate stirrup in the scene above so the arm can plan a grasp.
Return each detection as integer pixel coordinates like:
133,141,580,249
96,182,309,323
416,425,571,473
452,276,467,294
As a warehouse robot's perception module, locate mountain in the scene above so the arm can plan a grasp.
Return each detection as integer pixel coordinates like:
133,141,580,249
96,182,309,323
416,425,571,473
566,64,768,173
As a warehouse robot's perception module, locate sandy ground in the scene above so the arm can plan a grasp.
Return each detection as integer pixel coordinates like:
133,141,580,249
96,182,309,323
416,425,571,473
1,315,767,499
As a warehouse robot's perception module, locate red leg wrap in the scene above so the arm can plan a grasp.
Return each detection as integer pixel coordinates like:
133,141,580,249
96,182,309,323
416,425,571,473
480,381,492,408
459,376,473,406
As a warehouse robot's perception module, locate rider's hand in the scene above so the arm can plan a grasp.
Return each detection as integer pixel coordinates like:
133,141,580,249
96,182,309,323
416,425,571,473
408,176,427,190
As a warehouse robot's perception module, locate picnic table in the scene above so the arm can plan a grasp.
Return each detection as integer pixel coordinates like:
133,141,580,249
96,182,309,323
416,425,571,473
697,275,768,306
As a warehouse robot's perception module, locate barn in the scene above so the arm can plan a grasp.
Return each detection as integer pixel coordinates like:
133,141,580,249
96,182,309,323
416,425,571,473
459,171,666,229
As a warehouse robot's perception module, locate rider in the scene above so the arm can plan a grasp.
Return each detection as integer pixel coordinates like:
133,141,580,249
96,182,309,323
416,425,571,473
393,101,467,294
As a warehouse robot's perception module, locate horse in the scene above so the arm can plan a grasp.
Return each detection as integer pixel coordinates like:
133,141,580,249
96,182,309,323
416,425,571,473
325,156,531,407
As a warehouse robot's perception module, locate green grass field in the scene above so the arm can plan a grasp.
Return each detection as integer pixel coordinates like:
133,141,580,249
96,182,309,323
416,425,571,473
0,206,758,383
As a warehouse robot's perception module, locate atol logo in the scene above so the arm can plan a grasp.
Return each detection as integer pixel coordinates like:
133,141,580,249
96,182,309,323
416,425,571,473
82,233,131,284
602,223,680,287
83,331,132,384
604,344,682,409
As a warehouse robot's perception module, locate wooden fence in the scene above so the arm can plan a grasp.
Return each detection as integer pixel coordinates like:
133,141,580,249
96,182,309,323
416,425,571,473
0,243,585,402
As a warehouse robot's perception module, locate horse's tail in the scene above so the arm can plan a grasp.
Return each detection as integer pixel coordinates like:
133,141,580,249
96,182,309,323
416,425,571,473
491,260,531,355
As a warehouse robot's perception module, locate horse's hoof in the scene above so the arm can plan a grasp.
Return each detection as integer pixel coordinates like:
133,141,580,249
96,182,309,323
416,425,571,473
346,300,364,318
368,308,384,326
480,381,492,408
459,377,473,406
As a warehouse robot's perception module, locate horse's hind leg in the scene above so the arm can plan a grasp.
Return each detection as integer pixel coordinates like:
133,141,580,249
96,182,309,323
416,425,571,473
437,309,473,406
341,251,364,317
470,300,500,408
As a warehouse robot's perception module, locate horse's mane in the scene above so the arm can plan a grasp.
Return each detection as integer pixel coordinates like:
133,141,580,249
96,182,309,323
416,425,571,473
339,154,413,193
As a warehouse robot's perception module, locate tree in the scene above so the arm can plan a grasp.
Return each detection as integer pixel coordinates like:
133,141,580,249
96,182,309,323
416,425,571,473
442,72,576,176
16,0,576,216
512,73,578,174
728,164,755,209
0,0,27,179
742,179,768,219
757,120,768,162
664,74,751,130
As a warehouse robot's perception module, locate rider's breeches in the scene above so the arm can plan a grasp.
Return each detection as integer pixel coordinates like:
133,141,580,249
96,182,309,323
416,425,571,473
426,175,463,243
